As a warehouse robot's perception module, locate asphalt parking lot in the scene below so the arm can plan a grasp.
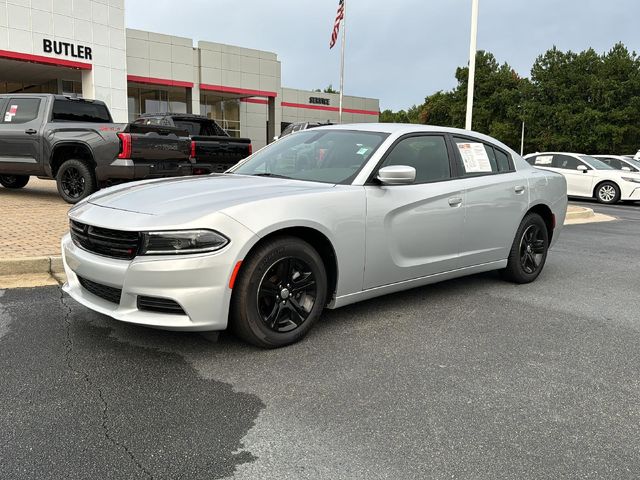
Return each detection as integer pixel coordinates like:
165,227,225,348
1,202,639,480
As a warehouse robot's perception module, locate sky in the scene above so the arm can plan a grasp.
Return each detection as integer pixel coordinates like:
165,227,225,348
125,0,639,111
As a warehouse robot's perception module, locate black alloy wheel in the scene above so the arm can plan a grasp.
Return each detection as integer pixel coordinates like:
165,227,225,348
0,174,30,189
519,224,546,275
257,257,318,333
56,159,96,204
502,212,549,284
230,236,328,348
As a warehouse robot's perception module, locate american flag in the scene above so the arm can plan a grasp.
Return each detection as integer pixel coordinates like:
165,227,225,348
329,0,345,49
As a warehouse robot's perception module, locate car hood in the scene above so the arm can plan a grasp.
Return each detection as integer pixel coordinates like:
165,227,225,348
86,174,335,216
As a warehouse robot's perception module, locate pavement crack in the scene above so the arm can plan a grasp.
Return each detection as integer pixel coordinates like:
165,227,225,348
59,287,155,480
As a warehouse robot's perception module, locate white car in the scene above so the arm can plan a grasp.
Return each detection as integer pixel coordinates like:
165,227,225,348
525,152,640,204
594,155,640,174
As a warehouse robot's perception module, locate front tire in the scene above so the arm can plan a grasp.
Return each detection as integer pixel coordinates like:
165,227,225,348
230,237,328,348
595,182,621,204
502,213,549,284
56,159,96,204
0,175,29,189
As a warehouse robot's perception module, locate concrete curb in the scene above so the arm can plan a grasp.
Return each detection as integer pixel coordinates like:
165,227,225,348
565,206,595,220
0,255,63,276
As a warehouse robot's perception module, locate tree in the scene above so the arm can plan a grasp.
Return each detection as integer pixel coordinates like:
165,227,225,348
386,43,640,154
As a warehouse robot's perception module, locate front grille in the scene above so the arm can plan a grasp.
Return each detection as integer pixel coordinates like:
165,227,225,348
78,276,122,304
70,220,140,260
137,296,186,315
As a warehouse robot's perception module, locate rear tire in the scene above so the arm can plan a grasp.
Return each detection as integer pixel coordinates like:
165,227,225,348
0,175,29,189
56,159,96,204
230,236,327,348
502,213,549,284
595,181,621,204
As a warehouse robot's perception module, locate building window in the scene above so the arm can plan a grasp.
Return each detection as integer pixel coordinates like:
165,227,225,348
0,80,60,94
127,83,188,122
200,93,240,137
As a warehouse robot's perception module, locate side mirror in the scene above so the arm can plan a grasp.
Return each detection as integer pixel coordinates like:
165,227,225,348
577,165,588,172
377,165,416,185
621,166,632,172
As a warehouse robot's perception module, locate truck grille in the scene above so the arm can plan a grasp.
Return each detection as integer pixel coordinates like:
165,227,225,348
137,296,186,315
78,276,122,304
70,220,140,260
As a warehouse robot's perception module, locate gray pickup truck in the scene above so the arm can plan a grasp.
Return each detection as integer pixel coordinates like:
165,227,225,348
0,94,192,203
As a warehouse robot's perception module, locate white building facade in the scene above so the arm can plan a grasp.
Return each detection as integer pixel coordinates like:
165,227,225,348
0,0,379,150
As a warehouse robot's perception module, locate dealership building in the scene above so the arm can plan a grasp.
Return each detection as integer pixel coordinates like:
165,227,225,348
0,0,380,149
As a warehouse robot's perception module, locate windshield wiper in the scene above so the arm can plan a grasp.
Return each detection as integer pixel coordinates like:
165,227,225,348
252,173,292,179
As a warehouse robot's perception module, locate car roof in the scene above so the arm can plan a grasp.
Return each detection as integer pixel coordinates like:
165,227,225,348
138,113,211,120
315,123,517,155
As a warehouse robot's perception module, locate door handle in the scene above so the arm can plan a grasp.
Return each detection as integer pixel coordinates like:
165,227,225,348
448,197,463,207
514,185,526,194
25,129,37,135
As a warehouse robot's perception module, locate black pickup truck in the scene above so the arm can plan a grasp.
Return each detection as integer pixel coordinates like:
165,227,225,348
0,94,192,203
134,114,252,173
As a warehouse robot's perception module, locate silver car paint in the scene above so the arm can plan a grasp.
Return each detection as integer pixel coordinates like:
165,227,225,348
63,124,567,331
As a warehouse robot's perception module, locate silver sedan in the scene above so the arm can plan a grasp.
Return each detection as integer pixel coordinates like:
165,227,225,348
62,124,567,347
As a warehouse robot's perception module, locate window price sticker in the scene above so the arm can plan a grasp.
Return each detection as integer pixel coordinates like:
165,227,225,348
4,104,18,122
535,155,553,165
457,142,492,173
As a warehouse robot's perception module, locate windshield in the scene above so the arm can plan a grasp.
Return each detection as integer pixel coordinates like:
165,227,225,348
625,158,640,169
230,129,389,184
580,155,615,170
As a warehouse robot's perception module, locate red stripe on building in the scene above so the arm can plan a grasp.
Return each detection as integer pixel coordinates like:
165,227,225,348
0,49,92,70
240,98,269,105
281,102,378,116
200,84,277,98
127,75,194,88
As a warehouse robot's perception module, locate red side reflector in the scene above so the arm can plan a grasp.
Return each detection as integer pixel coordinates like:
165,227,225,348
551,213,556,229
248,143,252,155
190,140,196,160
117,132,131,159
229,261,243,289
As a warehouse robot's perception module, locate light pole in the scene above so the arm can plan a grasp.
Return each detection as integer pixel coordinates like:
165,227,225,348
465,0,479,131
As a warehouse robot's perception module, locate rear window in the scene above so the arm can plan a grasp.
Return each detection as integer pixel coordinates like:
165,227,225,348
173,120,226,136
52,100,112,123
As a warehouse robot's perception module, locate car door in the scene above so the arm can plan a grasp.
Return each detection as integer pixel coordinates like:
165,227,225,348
364,134,464,289
451,136,530,266
0,96,46,175
553,154,594,197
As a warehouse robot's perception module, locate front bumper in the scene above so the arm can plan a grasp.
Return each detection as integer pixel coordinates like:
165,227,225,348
61,225,252,331
622,185,640,201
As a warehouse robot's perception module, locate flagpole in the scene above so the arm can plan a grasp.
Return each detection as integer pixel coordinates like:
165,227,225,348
339,0,346,124
465,0,479,130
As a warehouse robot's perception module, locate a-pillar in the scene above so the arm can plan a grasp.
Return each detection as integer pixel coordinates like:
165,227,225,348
267,96,276,144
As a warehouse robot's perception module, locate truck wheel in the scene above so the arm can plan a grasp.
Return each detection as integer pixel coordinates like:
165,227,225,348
0,175,30,189
56,159,96,204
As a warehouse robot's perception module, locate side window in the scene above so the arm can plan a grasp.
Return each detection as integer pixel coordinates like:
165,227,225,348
553,155,583,170
603,158,622,170
531,154,554,166
453,137,498,175
494,148,512,172
380,135,451,184
3,98,41,124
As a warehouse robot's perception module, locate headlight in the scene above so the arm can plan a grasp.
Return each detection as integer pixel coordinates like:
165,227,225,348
140,229,229,255
621,177,640,184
